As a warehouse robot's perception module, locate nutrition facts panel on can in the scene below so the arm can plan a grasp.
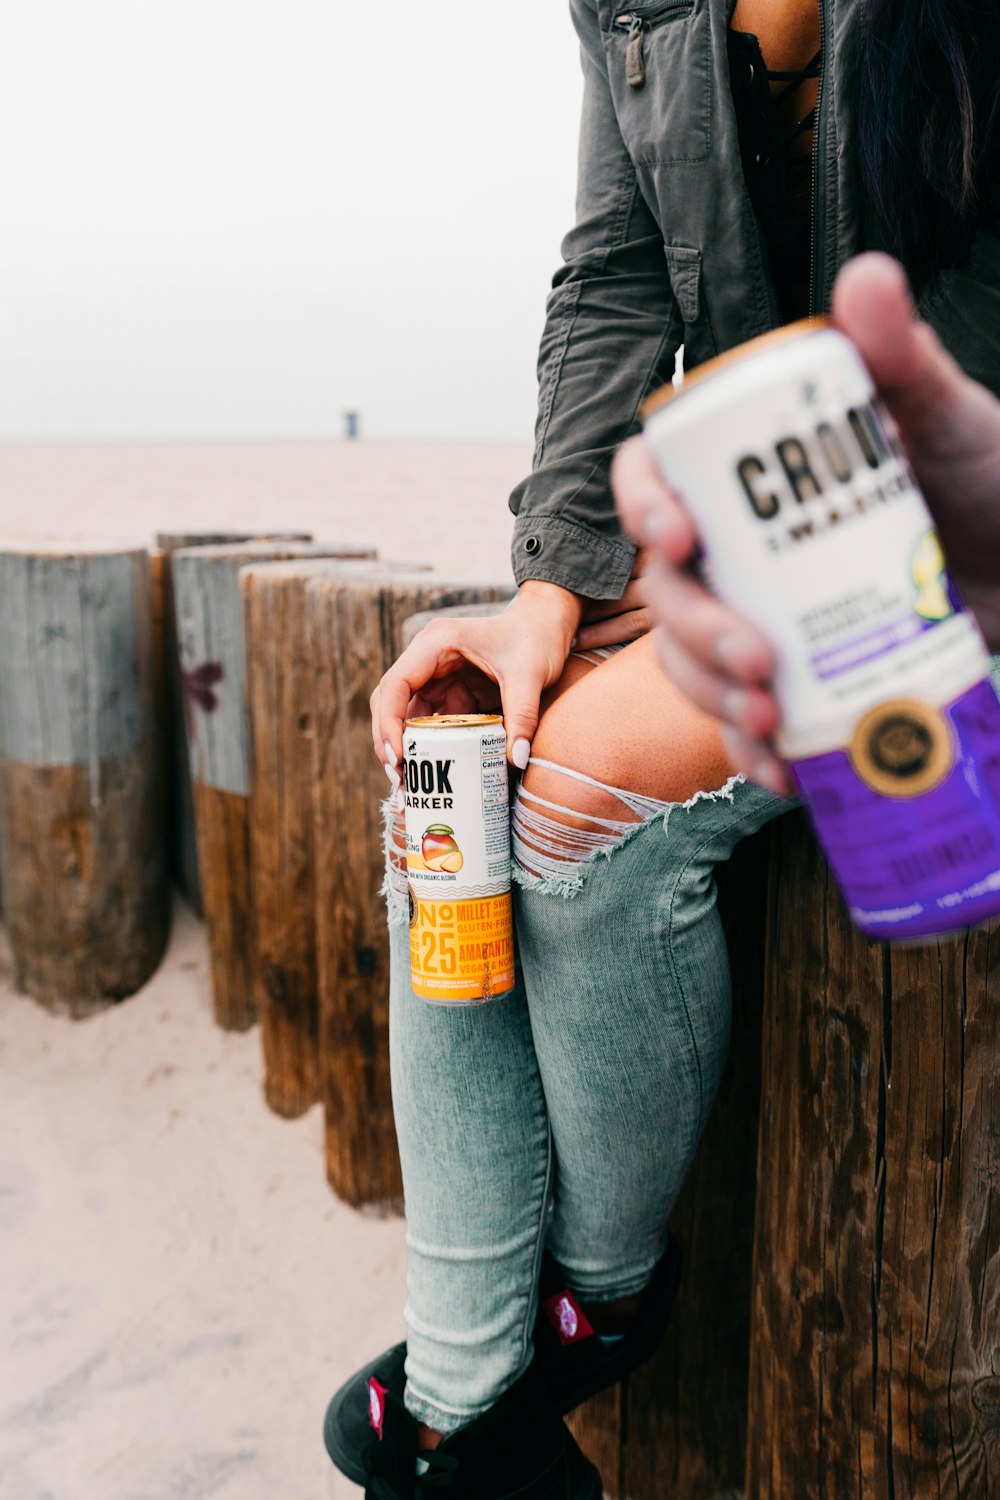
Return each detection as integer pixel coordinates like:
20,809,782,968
480,733,510,875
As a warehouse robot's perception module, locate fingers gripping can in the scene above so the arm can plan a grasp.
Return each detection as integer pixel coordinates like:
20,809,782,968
642,319,1000,942
403,714,516,1001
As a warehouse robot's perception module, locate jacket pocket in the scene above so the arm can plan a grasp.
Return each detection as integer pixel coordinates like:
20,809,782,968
604,0,711,166
664,243,717,360
664,244,701,323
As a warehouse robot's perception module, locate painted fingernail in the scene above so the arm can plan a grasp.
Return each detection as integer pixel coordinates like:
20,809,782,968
721,723,744,753
384,761,401,789
754,757,786,795
384,740,397,767
391,786,405,812
641,507,668,540
511,737,531,770
722,688,749,724
714,633,738,663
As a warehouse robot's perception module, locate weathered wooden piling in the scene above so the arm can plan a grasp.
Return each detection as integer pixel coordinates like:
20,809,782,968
746,812,1000,1499
566,811,1000,1498
156,531,311,915
149,548,169,731
0,547,169,1014
401,597,513,649
242,558,425,1119
308,574,513,1212
172,541,373,1030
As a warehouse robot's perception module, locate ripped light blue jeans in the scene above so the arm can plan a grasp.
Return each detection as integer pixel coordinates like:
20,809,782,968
384,757,785,1433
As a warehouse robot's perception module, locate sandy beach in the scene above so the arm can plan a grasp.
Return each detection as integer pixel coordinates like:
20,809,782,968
0,439,528,1499
0,438,528,577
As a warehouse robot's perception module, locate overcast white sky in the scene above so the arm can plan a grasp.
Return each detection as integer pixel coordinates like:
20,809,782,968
0,3,583,442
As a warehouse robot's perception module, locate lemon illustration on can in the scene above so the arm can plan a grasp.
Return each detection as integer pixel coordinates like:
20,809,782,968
421,823,464,874
911,530,952,622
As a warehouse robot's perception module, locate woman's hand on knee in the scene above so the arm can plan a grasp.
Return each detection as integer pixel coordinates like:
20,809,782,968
610,437,785,790
371,582,584,775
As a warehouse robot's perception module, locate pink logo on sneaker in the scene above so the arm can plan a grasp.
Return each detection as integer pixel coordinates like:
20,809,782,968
368,1377,388,1439
540,1290,595,1346
558,1297,578,1339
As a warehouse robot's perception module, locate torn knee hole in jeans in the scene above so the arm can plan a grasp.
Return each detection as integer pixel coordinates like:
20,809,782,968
512,758,744,898
382,792,410,927
384,757,746,912
511,758,670,897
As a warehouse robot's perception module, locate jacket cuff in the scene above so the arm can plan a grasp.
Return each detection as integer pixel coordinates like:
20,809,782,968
511,514,635,600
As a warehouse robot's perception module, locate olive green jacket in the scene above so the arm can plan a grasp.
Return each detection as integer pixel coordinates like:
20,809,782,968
509,0,1000,598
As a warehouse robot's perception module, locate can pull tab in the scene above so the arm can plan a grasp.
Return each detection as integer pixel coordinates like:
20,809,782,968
626,17,646,88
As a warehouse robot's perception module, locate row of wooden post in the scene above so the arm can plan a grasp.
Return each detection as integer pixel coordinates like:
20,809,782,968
0,537,511,1212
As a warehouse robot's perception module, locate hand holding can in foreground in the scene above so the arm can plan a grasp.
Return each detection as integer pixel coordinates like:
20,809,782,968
618,253,1000,941
614,252,1000,793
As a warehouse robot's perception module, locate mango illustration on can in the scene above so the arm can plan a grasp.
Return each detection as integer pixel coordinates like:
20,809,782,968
403,714,515,1002
421,824,464,873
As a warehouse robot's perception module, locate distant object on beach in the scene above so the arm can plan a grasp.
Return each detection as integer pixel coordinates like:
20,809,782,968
343,410,361,440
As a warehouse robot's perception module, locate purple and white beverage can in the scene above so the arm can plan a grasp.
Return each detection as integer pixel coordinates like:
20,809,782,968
642,318,1000,942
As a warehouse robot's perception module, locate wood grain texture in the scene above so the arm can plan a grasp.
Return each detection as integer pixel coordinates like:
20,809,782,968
568,1388,625,1500
173,542,373,1031
150,549,167,729
193,781,256,1031
175,543,366,797
308,573,511,1212
155,532,312,915
0,551,146,764
747,810,1000,1498
2,757,169,1015
567,829,771,1500
0,548,168,1013
242,559,417,1117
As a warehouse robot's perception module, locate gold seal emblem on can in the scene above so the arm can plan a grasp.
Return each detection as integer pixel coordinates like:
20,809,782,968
403,714,515,1003
848,697,954,799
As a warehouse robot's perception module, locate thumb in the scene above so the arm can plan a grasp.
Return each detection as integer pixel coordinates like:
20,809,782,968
496,663,546,770
832,253,964,436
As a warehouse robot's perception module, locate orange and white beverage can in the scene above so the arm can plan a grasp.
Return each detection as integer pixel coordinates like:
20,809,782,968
403,714,515,1002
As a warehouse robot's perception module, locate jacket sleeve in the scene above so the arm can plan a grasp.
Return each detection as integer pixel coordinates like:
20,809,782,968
509,0,682,601
919,217,1000,399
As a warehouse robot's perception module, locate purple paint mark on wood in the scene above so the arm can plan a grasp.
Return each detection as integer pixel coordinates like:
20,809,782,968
181,661,225,741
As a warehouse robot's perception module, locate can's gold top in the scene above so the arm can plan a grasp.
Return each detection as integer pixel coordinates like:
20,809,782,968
641,315,831,421
405,713,504,729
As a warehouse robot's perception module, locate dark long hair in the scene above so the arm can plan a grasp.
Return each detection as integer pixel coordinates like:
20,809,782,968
857,0,1000,290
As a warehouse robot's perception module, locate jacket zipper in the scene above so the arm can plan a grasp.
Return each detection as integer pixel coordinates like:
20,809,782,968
613,2,695,89
808,0,828,313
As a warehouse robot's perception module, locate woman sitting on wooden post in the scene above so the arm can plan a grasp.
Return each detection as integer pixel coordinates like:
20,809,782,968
324,0,1000,1493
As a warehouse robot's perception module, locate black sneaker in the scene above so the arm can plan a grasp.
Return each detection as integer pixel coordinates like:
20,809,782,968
327,1358,602,1499
534,1234,681,1412
323,1237,679,1485
324,1342,407,1487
